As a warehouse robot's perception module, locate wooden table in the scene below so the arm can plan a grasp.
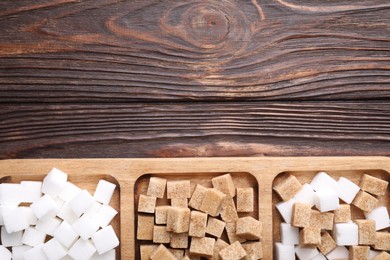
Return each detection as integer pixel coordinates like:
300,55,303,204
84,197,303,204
0,0,389,159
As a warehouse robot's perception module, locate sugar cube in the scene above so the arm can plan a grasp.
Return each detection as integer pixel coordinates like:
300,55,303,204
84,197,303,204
275,198,296,224
58,181,81,202
54,221,79,248
212,173,236,197
226,221,246,244
0,245,11,260
170,232,188,248
0,183,23,205
237,188,254,212
68,238,96,259
291,202,311,228
0,205,16,225
35,217,62,236
153,225,171,243
295,245,319,260
147,177,166,199
42,238,67,259
318,231,336,255
92,225,119,255
20,181,42,203
94,180,116,205
314,189,339,212
155,205,170,225
140,245,158,260
236,216,262,240
350,245,369,260
273,175,302,201
338,177,360,204
364,206,390,230
355,219,376,245
359,174,388,196
373,252,390,260
41,168,68,198
150,244,176,260
206,217,225,238
72,214,100,240
334,204,351,223
353,191,378,212
242,241,263,260
21,206,38,225
167,180,191,199
213,239,229,260
138,194,157,213
299,227,321,246
326,246,349,260
30,194,59,219
189,237,215,258
188,184,207,210
280,223,299,245
168,249,184,259
166,207,190,233
57,202,79,224
22,227,46,247
220,197,238,222
23,243,47,260
275,243,294,260
69,189,94,217
171,198,188,208
310,172,339,192
11,245,32,260
310,210,334,230
333,222,359,246
1,227,22,247
219,241,246,260
137,215,154,240
200,188,226,217
374,232,390,251
92,204,118,228
293,183,316,207
3,207,29,233
189,211,207,237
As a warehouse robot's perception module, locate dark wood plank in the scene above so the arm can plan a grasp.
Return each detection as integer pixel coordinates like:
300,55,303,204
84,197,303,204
1,102,389,159
0,0,389,102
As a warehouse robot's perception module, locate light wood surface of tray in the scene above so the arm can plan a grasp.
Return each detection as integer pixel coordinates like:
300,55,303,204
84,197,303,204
1,157,389,259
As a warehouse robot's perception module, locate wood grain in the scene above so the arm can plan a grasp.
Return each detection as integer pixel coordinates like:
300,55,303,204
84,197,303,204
1,102,389,159
0,0,389,102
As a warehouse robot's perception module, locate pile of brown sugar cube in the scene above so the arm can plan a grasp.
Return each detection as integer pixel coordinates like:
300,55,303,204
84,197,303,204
273,172,389,260
136,173,263,259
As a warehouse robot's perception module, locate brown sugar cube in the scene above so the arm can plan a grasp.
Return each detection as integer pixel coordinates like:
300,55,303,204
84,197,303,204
190,237,215,258
236,216,262,240
350,245,369,260
352,191,378,212
147,177,167,198
373,252,390,260
166,206,190,233
356,219,376,245
220,197,238,222
374,232,390,251
212,174,236,198
171,232,189,248
200,188,227,217
206,217,226,238
318,231,337,255
213,239,229,260
236,188,254,213
334,204,351,223
169,249,184,259
153,225,171,244
137,215,154,240
299,227,321,246
360,174,388,196
155,205,170,225
171,198,188,208
138,194,157,213
150,244,176,260
292,202,311,228
219,241,247,260
140,244,157,260
310,210,334,230
242,241,263,260
273,175,302,201
226,221,246,244
189,184,207,210
167,180,191,199
189,211,207,237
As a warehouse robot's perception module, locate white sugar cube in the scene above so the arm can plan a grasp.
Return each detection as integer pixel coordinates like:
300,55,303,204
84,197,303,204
42,238,67,260
31,194,59,219
92,225,119,255
0,205,16,225
22,227,47,247
21,206,38,225
275,243,295,260
20,181,42,203
280,223,299,245
54,221,79,248
364,206,390,230
69,189,94,217
275,198,296,223
83,201,102,219
0,245,11,260
326,246,349,259
310,253,327,260
0,183,22,205
333,223,358,245
72,215,99,240
12,245,32,260
314,189,339,212
57,202,78,224
293,183,315,207
310,172,339,192
35,217,62,236
337,177,360,204
93,204,118,228
59,182,81,202
91,249,116,260
1,227,23,247
68,238,96,259
23,243,47,260
3,207,29,233
42,168,68,198
295,245,319,260
94,180,116,205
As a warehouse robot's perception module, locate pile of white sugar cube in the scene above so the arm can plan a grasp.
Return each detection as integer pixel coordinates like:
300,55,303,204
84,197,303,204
0,168,119,260
274,172,389,260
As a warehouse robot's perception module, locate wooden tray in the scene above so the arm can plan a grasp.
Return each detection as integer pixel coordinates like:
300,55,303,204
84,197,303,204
1,157,389,259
